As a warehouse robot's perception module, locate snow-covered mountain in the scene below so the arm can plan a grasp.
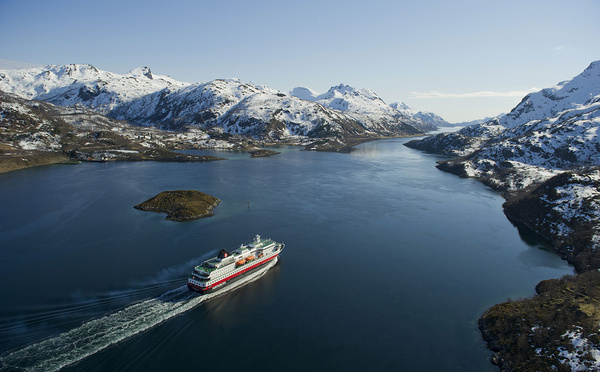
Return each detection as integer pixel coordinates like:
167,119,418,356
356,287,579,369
294,84,390,113
452,114,505,127
0,64,189,114
456,61,600,140
110,78,264,129
500,61,600,130
389,101,450,128
113,79,424,140
405,60,600,271
291,84,438,131
0,90,228,170
0,65,432,143
408,61,600,190
215,90,366,140
290,87,319,101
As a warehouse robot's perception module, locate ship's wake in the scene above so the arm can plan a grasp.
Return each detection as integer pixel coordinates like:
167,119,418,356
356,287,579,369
0,252,219,354
0,258,278,372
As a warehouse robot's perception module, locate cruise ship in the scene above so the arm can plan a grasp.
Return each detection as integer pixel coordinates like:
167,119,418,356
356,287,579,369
187,235,284,294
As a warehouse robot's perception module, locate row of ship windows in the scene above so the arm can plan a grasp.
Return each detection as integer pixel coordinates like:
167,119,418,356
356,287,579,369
194,251,277,282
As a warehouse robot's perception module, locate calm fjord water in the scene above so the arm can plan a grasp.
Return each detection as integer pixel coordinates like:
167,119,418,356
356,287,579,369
0,138,571,371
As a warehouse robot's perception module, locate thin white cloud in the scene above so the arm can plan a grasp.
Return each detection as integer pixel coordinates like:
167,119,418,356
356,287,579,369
411,89,540,99
0,58,42,70
553,46,564,51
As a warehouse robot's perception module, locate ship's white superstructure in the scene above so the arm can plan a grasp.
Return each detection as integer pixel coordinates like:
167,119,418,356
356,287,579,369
187,235,284,293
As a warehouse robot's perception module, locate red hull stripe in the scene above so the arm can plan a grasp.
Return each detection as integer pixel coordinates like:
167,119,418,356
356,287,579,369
188,253,279,292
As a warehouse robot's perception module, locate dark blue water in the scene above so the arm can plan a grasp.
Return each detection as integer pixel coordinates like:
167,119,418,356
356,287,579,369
0,138,571,371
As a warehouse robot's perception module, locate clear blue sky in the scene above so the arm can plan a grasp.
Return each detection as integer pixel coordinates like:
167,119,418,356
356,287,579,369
1,0,598,122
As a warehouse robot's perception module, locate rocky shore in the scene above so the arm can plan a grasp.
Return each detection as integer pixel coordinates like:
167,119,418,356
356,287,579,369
407,141,600,370
479,271,600,371
502,168,600,273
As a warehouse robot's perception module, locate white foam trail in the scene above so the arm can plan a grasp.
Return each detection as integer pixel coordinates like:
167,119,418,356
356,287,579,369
0,253,218,344
0,258,277,372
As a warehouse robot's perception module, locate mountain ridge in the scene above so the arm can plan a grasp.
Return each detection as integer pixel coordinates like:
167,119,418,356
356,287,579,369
290,84,440,131
0,64,444,146
0,64,189,114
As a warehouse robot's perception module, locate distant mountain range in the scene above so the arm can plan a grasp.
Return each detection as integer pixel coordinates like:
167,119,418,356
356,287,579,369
0,64,447,145
450,114,505,127
389,101,450,128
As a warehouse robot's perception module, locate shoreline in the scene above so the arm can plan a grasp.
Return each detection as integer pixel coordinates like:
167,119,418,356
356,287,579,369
0,149,225,174
305,133,424,153
0,133,428,174
0,152,72,174
404,141,600,370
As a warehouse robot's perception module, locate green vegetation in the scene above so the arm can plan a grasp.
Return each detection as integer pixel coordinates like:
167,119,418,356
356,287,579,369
134,190,220,221
480,271,600,371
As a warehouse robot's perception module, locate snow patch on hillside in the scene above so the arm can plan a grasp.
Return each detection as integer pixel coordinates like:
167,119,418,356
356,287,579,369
556,327,600,371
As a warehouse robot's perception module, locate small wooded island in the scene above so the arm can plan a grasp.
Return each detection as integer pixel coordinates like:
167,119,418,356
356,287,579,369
134,190,220,221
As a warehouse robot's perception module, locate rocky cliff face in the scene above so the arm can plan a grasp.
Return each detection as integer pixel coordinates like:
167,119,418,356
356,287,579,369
503,168,600,272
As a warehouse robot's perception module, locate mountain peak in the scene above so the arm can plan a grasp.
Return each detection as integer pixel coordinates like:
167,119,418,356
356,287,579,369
128,66,153,79
498,60,600,129
49,64,100,78
389,102,412,112
333,83,353,90
290,87,319,101
0,64,438,135
327,83,358,95
582,60,600,78
0,63,189,113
